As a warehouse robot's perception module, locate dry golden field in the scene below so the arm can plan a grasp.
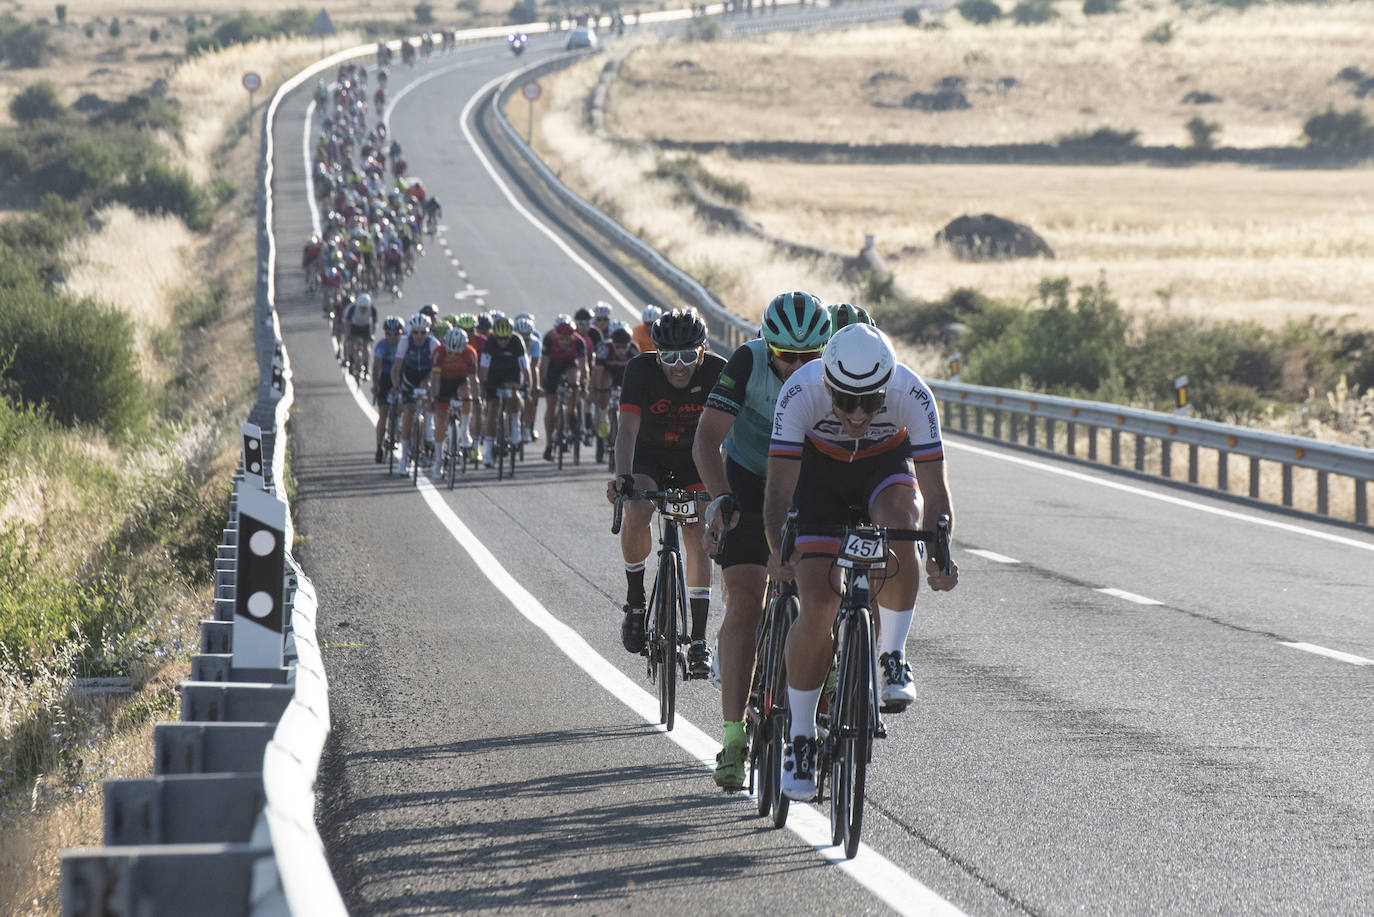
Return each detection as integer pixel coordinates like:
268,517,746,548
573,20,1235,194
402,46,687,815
577,1,1374,329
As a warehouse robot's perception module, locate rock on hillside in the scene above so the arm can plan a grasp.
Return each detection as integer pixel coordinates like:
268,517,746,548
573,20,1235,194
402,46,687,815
935,213,1054,261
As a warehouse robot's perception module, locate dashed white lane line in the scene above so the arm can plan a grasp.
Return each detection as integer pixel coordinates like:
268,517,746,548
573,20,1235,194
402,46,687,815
966,549,1019,564
338,370,966,917
1280,642,1374,666
458,270,468,280
1095,588,1164,606
450,258,460,266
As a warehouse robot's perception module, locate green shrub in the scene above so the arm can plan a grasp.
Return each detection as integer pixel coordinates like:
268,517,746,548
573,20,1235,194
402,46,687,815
957,0,1003,23
115,161,214,231
149,26,159,42
0,17,59,67
55,4,66,23
902,7,923,25
108,17,121,38
1302,106,1374,150
1143,21,1174,44
0,277,148,437
1185,116,1220,149
9,81,66,124
1083,0,1119,14
649,155,751,204
92,94,183,138
1058,125,1140,148
1012,0,1057,25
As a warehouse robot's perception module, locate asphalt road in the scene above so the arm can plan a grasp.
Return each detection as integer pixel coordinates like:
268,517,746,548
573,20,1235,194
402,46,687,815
269,20,1374,917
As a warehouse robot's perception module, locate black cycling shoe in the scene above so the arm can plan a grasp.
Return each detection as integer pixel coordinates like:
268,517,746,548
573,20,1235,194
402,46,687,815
621,604,646,654
687,640,712,679
374,444,384,464
543,444,554,462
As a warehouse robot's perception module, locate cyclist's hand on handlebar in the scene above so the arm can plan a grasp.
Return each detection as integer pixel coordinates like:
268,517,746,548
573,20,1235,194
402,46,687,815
925,555,959,592
767,548,795,584
606,473,634,504
704,493,739,538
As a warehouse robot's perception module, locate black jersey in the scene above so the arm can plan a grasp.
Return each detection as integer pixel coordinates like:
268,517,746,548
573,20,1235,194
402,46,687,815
481,333,527,381
619,351,725,452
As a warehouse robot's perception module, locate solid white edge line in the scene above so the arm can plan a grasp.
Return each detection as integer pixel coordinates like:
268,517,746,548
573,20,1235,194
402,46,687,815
965,549,1019,564
946,441,1374,554
1279,642,1374,667
1095,588,1164,606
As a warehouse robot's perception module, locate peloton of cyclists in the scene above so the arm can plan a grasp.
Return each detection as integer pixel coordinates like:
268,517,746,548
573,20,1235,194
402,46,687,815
608,308,726,679
693,290,832,791
763,322,960,802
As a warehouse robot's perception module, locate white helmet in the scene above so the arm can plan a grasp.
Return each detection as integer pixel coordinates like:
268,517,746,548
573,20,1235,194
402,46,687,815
641,304,662,324
444,327,468,351
514,315,535,335
822,323,894,395
355,293,372,308
407,313,431,333
593,301,613,320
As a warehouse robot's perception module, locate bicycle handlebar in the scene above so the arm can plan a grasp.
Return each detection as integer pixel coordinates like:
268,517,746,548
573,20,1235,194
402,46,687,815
781,513,954,575
610,489,706,536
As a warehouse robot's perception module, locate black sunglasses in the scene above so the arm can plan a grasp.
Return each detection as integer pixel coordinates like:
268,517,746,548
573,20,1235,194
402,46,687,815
830,390,886,414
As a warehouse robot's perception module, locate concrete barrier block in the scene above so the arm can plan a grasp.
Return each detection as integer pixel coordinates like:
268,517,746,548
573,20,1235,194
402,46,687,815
154,722,275,775
180,682,294,723
200,621,232,654
104,774,265,845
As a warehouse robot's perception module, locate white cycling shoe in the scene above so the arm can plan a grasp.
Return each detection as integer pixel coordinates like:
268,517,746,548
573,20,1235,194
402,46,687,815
780,735,818,801
879,652,917,710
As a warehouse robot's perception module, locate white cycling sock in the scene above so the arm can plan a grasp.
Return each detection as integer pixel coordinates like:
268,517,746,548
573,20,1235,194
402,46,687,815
787,685,823,741
878,605,915,658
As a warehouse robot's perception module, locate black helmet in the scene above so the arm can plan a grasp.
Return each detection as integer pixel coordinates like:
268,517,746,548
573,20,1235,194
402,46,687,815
651,307,707,350
574,307,593,322
610,326,632,345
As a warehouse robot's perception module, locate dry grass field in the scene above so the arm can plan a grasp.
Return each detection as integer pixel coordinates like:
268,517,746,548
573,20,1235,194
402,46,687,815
536,1,1374,331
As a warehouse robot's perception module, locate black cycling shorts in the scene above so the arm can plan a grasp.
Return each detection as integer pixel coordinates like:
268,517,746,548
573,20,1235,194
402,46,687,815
376,374,393,407
716,458,768,568
436,375,470,403
632,444,704,493
483,373,523,402
793,438,916,559
543,360,580,395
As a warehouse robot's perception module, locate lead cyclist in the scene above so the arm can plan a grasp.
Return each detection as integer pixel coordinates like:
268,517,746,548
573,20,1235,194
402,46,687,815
762,323,960,802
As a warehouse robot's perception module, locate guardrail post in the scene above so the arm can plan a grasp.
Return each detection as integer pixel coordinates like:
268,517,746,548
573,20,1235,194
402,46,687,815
974,405,984,436
1044,418,1054,452
1249,456,1261,498
1188,444,1199,485
1358,480,1368,525
1282,463,1294,507
1161,439,1172,478
1089,425,1099,461
1110,429,1120,466
958,402,967,431
1317,470,1328,516
1067,421,1076,456
1026,415,1036,448
1134,434,1146,472
1009,413,1020,444
992,410,1003,441
1218,450,1229,492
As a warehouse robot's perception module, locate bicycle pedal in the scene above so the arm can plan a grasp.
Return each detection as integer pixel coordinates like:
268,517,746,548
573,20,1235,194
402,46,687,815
874,721,888,739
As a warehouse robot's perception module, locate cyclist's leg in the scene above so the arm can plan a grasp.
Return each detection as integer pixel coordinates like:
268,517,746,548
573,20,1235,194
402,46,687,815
618,470,657,652
432,396,451,474
506,389,523,444
713,562,766,789
399,401,416,469
868,468,923,707
481,383,500,464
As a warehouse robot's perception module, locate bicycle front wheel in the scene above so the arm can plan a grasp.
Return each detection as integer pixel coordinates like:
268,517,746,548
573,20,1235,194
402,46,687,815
447,424,458,489
768,593,797,828
656,550,680,731
830,611,872,858
387,407,398,474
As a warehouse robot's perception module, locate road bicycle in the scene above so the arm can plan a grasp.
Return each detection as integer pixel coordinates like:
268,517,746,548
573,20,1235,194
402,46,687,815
744,577,799,826
383,393,401,475
442,398,470,489
596,386,620,471
775,509,952,857
612,484,708,731
491,384,523,480
346,337,369,382
552,380,583,470
400,385,430,486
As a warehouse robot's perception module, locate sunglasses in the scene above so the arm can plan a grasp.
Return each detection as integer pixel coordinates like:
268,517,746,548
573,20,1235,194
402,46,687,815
770,346,823,365
657,348,699,366
830,390,886,415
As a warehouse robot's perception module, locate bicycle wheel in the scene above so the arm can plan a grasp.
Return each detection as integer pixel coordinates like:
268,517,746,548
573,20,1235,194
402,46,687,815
386,405,398,474
830,611,872,858
556,404,567,471
768,594,797,829
496,416,507,482
410,410,424,485
656,550,680,731
605,412,617,474
447,423,458,489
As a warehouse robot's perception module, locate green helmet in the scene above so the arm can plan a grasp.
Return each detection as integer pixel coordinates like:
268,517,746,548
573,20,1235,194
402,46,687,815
456,313,477,331
443,313,461,328
828,302,873,332
762,291,829,350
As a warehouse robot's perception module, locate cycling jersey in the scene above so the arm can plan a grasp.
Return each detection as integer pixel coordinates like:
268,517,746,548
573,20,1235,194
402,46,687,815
394,333,440,380
631,322,656,354
542,331,587,365
705,339,782,478
522,331,542,362
373,337,399,376
342,302,375,332
480,334,529,383
619,351,725,452
433,342,478,381
769,360,943,465
596,343,639,388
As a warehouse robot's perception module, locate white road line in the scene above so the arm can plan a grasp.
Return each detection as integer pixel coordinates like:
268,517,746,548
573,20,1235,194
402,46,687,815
1280,642,1374,666
338,372,965,916
947,440,1374,554
1095,588,1164,606
966,549,1019,564
450,258,460,266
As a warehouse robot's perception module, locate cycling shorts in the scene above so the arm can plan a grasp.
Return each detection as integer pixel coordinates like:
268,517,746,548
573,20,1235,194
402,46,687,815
482,373,523,402
597,362,629,389
376,374,393,407
793,437,916,559
348,323,372,341
543,359,581,395
632,444,704,493
400,367,429,390
436,375,470,404
717,458,768,569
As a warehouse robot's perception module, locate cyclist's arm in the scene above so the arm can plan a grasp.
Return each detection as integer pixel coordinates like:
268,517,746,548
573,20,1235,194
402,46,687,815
762,456,801,556
913,459,954,534
478,351,491,387
692,406,734,501
613,410,641,479
391,338,407,388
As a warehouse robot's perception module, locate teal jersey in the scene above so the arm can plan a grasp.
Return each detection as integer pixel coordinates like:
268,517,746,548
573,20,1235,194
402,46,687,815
705,338,783,478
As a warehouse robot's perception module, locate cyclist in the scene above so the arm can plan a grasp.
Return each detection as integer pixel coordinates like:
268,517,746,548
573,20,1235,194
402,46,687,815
593,323,638,440
607,308,726,678
342,292,377,373
390,313,440,475
477,316,530,467
693,290,830,791
430,326,479,477
514,313,542,442
632,304,660,354
828,301,872,332
763,323,959,801
371,315,405,462
303,233,323,288
539,314,589,461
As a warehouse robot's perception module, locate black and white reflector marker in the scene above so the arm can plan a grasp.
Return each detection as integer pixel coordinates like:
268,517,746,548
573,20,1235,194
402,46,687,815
242,421,266,492
233,486,288,668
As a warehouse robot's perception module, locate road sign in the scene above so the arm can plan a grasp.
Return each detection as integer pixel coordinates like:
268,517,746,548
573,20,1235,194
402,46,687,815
242,71,261,92
521,81,541,101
